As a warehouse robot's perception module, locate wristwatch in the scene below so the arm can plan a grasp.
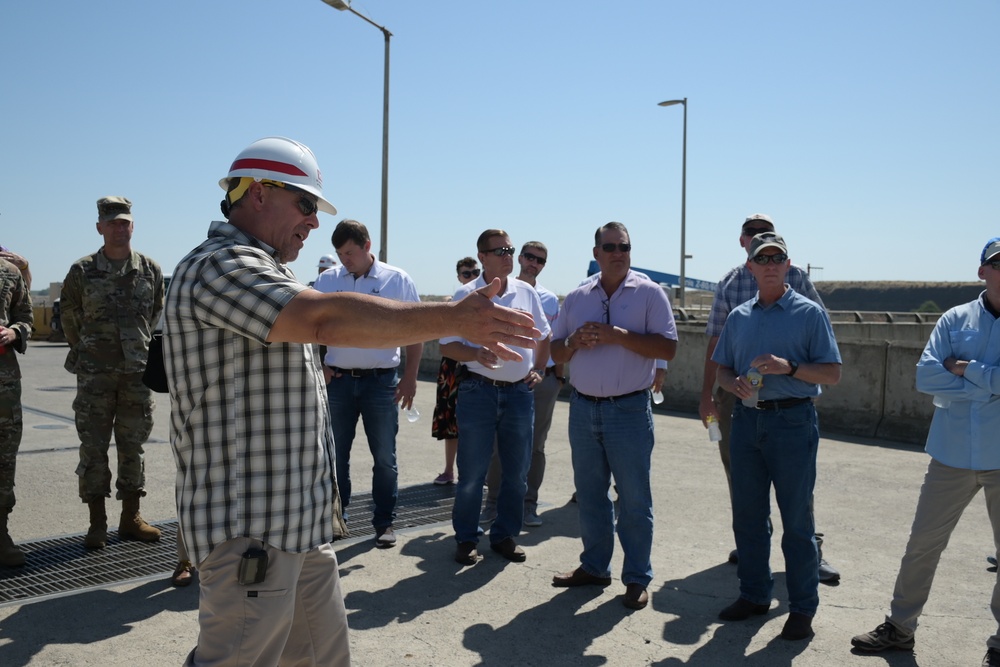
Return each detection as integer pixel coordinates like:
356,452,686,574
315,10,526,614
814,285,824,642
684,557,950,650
787,360,799,377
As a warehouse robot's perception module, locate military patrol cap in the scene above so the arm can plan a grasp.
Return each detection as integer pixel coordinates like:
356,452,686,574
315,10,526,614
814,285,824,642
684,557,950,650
97,196,133,223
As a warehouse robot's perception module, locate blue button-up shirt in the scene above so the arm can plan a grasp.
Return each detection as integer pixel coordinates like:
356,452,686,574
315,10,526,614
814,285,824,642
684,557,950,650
917,292,1000,470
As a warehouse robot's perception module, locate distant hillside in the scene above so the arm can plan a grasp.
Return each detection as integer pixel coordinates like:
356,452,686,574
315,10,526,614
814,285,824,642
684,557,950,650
814,281,982,312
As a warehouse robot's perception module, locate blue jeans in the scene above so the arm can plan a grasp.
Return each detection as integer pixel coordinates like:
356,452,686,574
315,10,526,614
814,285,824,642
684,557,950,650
327,371,399,530
568,390,654,587
730,401,819,616
452,377,534,545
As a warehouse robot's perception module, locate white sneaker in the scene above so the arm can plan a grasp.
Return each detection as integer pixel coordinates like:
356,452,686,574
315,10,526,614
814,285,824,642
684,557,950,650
523,510,543,527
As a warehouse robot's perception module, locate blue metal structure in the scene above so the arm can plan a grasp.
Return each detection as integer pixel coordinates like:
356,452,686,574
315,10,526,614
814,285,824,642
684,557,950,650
586,261,716,293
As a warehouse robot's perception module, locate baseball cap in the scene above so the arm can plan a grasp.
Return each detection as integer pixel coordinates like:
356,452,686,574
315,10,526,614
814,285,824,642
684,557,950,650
743,213,774,227
97,196,133,223
981,237,1000,265
318,254,337,269
747,232,788,259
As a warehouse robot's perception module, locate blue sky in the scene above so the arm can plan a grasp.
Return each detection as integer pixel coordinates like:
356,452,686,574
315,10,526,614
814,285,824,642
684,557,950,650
2,1,997,298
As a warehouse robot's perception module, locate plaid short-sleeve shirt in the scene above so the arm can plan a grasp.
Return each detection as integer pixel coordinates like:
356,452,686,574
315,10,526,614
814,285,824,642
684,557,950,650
164,221,335,565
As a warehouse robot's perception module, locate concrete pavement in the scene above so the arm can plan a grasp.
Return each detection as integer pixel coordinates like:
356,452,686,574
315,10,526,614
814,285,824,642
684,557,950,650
0,341,996,666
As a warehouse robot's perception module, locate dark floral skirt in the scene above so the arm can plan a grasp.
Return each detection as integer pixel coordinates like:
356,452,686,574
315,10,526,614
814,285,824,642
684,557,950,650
431,357,460,440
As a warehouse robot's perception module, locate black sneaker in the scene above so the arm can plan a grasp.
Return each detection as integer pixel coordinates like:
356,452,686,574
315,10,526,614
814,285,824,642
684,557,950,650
984,648,1000,667
851,621,914,652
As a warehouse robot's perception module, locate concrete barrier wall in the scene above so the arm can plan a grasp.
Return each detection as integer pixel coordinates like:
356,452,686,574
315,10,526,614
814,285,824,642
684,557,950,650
414,324,934,446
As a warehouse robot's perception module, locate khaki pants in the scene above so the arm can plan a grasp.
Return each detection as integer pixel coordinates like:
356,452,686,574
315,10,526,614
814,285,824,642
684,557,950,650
887,458,1000,649
187,538,350,667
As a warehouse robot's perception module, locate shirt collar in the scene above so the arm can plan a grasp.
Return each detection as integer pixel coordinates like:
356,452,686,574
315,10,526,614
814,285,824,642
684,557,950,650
208,220,282,262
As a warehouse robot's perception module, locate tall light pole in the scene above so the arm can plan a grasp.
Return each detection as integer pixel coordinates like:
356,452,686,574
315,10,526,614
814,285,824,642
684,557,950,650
321,0,392,262
658,98,689,308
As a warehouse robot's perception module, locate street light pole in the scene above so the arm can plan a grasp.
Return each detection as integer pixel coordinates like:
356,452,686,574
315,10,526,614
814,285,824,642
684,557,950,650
657,98,689,308
321,0,392,263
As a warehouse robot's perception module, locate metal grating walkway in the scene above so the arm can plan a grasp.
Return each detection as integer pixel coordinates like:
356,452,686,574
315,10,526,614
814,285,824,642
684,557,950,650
0,483,458,608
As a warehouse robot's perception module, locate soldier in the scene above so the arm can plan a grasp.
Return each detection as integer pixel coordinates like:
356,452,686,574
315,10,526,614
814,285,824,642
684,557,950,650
61,197,164,548
0,257,33,566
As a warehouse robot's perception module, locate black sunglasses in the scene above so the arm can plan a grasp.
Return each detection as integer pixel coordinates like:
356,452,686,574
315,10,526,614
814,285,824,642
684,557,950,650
742,227,772,237
459,268,481,279
599,243,631,253
521,251,547,265
263,182,319,216
985,260,1000,270
485,246,516,257
751,253,788,265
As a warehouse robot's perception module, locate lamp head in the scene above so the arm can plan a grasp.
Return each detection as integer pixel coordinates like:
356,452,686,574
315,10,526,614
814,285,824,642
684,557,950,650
321,0,351,9
658,99,685,108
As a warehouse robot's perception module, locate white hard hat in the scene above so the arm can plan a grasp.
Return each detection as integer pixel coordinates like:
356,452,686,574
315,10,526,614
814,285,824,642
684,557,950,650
219,136,337,215
318,254,337,269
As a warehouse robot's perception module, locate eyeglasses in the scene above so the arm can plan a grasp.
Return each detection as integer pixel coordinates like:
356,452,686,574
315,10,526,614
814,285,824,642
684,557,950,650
263,182,319,217
459,268,481,279
485,246,516,257
985,260,1000,270
521,251,547,265
599,243,631,253
751,253,788,265
742,227,772,237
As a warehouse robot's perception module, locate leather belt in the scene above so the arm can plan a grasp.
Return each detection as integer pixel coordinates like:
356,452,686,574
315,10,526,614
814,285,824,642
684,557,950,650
330,366,395,378
754,396,812,411
468,372,524,388
576,389,648,402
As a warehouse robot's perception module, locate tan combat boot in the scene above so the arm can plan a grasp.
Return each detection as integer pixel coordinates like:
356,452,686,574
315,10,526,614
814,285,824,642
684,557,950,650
0,510,25,567
84,498,108,549
119,494,161,542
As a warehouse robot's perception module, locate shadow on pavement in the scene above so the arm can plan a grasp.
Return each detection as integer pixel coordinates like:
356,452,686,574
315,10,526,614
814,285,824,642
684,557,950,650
0,578,197,666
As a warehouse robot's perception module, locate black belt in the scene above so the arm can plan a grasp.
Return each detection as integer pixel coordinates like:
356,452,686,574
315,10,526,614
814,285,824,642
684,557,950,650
330,366,395,378
468,372,524,388
544,367,557,376
576,389,648,403
753,396,812,411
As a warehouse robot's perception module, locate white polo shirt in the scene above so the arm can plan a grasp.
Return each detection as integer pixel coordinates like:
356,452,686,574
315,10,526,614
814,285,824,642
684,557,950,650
440,275,550,383
313,257,421,369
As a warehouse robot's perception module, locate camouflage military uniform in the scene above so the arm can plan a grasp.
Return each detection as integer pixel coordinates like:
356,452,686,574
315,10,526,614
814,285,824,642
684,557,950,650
0,258,33,510
61,249,163,502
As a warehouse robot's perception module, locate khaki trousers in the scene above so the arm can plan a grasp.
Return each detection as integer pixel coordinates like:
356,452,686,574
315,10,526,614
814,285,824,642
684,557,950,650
887,458,1000,649
186,538,350,667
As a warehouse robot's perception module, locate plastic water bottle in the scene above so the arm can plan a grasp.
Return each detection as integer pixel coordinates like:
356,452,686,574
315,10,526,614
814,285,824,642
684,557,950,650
652,390,664,404
742,367,763,408
399,404,420,423
707,415,722,442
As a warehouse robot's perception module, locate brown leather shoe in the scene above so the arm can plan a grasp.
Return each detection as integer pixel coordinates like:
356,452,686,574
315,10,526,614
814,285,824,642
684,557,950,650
455,541,479,566
552,566,612,588
623,583,649,610
489,537,526,562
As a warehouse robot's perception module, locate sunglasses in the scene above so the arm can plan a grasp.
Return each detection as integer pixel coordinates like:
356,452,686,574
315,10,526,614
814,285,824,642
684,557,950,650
599,243,631,253
742,227,772,237
263,182,319,216
985,260,1000,270
460,268,481,279
485,246,516,257
521,251,547,265
751,253,788,265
